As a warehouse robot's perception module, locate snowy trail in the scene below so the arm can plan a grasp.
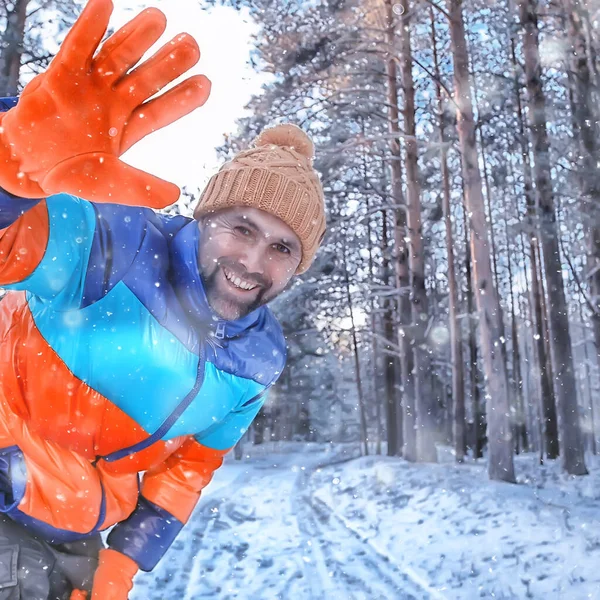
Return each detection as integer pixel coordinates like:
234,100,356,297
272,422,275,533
293,468,435,600
131,447,433,599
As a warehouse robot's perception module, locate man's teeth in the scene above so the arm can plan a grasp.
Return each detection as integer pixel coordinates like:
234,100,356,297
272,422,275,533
223,267,257,291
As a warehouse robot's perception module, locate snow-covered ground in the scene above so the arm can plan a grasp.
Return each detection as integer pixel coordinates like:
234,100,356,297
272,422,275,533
131,442,600,599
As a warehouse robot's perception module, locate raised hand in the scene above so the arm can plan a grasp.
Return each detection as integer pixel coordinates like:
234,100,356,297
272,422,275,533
0,0,211,208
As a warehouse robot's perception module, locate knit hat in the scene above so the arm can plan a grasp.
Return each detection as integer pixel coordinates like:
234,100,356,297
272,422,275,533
193,124,326,274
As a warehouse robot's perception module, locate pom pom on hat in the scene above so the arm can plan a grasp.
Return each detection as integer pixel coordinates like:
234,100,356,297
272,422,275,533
254,123,315,160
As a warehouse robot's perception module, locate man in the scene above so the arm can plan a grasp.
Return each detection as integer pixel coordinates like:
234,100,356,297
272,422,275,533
0,0,326,598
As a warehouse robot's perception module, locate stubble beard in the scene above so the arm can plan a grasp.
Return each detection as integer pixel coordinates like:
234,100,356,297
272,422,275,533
202,263,273,321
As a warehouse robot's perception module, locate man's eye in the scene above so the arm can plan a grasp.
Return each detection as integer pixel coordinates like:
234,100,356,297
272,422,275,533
274,244,291,255
235,226,251,236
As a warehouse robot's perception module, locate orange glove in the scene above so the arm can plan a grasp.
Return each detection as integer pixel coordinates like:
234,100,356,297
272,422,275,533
0,0,210,208
90,549,139,600
70,591,88,600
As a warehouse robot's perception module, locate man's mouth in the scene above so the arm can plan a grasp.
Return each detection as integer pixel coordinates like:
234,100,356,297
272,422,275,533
221,266,260,292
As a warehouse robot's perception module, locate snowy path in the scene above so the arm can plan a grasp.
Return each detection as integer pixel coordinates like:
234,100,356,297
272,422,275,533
131,446,434,599
293,468,433,599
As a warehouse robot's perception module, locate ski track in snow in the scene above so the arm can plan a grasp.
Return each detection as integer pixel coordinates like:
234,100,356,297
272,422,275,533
293,468,434,599
131,445,435,600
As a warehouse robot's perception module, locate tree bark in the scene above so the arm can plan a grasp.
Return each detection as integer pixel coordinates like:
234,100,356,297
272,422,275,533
383,0,415,460
518,234,541,453
578,294,597,454
461,194,484,458
430,7,466,462
364,148,383,455
0,0,29,96
468,32,511,384
507,7,560,459
562,0,600,386
506,165,528,454
446,0,515,482
381,208,401,456
519,0,587,475
399,0,436,462
342,232,369,456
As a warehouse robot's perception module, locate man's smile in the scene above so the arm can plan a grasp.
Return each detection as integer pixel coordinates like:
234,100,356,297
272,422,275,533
221,265,261,293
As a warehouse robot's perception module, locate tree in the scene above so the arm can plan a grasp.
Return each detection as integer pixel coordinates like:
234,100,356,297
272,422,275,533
446,0,515,482
0,0,81,95
518,0,587,475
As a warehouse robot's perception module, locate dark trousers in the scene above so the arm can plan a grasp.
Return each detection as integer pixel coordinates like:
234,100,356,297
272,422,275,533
0,514,102,600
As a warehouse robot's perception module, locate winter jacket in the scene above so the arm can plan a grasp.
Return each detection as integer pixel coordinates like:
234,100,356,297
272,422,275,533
0,98,286,571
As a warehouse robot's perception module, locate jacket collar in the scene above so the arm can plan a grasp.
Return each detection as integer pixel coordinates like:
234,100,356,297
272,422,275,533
169,219,263,340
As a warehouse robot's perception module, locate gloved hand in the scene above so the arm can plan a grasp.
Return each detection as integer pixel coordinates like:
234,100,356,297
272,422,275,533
70,591,88,600
90,549,138,600
0,0,210,208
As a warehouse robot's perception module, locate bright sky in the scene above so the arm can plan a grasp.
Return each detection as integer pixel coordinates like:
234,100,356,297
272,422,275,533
110,0,270,193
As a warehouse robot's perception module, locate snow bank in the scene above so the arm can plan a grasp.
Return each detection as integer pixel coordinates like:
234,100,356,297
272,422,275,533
310,451,600,599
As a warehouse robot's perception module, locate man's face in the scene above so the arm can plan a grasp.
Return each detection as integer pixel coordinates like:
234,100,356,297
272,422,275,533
197,206,302,320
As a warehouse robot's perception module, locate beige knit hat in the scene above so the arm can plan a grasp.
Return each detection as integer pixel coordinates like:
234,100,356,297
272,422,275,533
194,124,326,274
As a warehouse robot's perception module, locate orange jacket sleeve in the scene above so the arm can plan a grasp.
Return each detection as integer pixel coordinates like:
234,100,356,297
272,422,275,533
106,438,228,571
0,410,138,535
142,438,227,523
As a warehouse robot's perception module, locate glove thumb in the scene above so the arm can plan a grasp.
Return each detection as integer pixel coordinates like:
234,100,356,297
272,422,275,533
41,153,180,208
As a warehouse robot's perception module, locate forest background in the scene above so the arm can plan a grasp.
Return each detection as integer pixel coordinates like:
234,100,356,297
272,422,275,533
1,0,599,484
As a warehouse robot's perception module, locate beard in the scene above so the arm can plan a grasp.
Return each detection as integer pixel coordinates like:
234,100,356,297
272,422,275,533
201,259,275,321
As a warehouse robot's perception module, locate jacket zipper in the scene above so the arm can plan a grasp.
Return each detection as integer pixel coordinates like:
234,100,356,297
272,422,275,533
215,321,226,339
100,343,207,463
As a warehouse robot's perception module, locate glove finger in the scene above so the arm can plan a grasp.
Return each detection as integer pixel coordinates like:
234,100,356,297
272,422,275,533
58,0,113,71
70,591,88,600
41,153,180,209
120,75,211,154
115,33,200,104
93,7,166,81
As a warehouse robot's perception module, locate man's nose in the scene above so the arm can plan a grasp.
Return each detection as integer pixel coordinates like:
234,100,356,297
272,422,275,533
239,247,266,276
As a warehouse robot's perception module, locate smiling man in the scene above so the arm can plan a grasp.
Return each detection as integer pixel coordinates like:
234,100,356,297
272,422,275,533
199,207,301,318
195,130,324,321
0,1,325,599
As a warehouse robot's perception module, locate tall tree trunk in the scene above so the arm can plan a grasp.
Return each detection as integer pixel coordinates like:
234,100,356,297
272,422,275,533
462,196,484,458
399,0,436,462
579,297,597,455
468,31,511,382
446,0,515,482
536,242,558,437
519,0,587,475
365,185,383,455
469,59,500,293
430,7,466,462
506,165,528,454
395,217,416,461
562,0,600,383
0,0,29,95
342,233,369,456
531,239,559,459
507,6,560,459
381,209,401,456
362,121,384,455
519,234,541,453
383,0,415,460
577,295,597,454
